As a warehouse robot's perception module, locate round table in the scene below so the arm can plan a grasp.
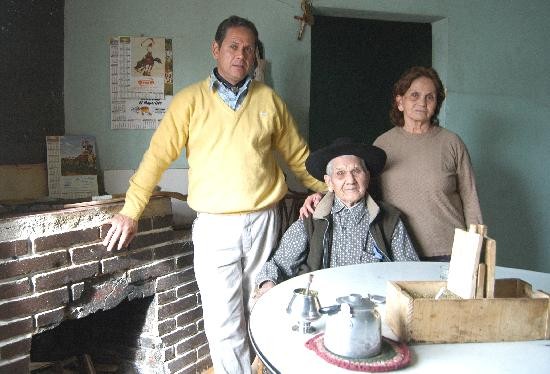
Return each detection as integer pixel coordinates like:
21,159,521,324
249,262,550,373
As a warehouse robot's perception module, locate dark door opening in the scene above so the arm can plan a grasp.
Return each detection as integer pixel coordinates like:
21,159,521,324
309,16,432,150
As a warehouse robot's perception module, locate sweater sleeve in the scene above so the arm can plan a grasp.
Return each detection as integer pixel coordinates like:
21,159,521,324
272,100,327,193
455,138,483,226
119,94,190,220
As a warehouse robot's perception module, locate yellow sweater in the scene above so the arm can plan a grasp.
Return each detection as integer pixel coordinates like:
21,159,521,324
120,78,325,220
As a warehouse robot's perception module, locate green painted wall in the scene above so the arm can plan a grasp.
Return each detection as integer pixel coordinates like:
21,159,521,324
65,0,550,272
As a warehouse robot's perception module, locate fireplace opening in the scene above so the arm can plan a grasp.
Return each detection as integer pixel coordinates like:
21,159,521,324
30,296,163,373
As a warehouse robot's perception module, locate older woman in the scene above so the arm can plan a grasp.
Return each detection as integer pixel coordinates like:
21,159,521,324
373,66,482,260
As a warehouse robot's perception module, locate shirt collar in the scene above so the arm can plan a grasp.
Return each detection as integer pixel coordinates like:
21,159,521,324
209,68,252,94
332,197,367,221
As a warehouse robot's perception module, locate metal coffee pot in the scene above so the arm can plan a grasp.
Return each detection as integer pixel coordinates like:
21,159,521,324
320,293,381,358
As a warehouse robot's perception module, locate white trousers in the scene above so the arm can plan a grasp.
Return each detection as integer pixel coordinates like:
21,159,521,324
192,207,280,374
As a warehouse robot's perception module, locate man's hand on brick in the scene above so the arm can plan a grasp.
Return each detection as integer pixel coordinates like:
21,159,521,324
103,213,138,251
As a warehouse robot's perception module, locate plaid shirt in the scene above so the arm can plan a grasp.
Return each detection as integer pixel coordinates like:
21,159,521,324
209,69,252,110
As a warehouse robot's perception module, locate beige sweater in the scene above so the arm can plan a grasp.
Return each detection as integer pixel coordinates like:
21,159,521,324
374,126,482,257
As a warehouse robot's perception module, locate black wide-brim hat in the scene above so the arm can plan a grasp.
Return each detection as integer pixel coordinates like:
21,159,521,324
306,137,387,181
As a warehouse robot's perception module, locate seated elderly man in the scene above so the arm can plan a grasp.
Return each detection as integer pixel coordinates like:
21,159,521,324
255,137,419,295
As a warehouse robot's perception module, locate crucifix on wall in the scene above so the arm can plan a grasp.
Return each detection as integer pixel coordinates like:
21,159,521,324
294,0,314,40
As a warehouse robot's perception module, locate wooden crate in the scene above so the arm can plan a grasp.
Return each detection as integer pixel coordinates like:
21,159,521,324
385,279,550,343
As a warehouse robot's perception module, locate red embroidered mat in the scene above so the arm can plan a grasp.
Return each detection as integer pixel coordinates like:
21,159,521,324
305,334,411,372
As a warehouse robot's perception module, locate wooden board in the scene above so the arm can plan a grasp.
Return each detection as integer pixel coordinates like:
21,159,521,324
447,228,483,299
476,263,486,298
484,238,497,298
386,279,550,343
0,164,48,202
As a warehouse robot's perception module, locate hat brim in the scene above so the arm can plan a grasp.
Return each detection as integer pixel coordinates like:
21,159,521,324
306,142,386,181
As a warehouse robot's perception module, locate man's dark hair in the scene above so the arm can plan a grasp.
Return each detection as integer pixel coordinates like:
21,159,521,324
214,15,259,46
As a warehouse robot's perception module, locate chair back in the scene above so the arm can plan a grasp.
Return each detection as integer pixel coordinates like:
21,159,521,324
276,190,309,241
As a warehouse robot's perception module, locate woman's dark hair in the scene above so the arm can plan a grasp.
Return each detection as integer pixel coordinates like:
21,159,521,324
389,66,446,127
214,15,259,46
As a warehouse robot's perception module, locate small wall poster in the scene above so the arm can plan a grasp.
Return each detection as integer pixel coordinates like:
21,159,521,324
46,135,99,199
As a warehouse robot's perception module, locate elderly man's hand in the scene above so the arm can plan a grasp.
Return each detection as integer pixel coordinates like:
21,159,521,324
299,192,323,219
253,281,276,300
103,213,138,251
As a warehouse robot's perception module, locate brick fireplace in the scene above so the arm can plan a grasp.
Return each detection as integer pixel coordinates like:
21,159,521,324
0,196,211,373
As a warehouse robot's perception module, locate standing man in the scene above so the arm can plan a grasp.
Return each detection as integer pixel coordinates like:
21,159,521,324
103,15,325,374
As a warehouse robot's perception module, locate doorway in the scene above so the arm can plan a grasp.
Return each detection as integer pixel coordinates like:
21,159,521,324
309,16,432,150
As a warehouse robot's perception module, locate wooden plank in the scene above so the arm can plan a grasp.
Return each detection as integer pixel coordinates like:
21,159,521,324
30,362,55,371
81,354,96,374
476,263,486,298
447,228,483,299
541,290,550,339
384,281,411,342
485,238,497,298
0,164,48,202
476,224,487,236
